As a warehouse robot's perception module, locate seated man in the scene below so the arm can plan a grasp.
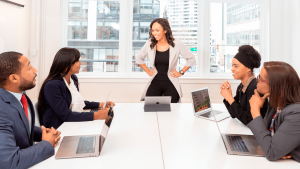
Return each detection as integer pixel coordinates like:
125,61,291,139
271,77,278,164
0,52,61,169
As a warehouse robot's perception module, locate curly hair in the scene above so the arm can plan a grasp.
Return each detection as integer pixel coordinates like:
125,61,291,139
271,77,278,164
0,52,23,86
149,18,175,49
238,45,261,72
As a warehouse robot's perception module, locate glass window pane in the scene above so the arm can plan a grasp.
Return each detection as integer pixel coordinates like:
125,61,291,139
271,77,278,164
132,1,198,73
68,1,120,73
210,3,260,73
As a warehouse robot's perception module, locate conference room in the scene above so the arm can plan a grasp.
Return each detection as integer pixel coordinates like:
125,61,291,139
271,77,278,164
0,0,300,168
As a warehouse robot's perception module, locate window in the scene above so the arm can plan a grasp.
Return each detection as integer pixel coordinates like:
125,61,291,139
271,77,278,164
67,1,120,73
62,0,267,77
131,1,198,73
209,2,261,74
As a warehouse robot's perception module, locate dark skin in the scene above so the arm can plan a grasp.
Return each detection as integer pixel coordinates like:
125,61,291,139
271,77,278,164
139,22,191,77
1,55,61,147
249,66,291,160
63,59,115,121
220,58,252,105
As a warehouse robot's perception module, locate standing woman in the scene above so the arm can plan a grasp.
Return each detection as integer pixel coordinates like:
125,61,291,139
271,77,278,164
249,62,300,162
136,18,197,103
220,45,268,125
38,48,114,129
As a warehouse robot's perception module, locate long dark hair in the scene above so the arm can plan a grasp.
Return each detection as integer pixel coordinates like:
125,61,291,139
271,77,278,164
264,61,300,110
149,18,175,49
37,47,80,124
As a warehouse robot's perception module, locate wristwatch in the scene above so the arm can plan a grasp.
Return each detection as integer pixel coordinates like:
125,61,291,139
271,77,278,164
180,70,185,75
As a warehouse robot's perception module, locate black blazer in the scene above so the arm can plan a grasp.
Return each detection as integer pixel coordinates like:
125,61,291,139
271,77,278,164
41,75,99,129
223,78,269,125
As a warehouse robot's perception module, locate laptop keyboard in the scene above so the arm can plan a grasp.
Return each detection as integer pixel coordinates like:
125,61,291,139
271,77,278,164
226,135,249,152
76,137,96,154
198,110,223,118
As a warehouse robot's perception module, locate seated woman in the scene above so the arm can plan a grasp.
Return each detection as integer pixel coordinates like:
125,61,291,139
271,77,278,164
248,61,300,162
38,47,115,129
220,45,268,125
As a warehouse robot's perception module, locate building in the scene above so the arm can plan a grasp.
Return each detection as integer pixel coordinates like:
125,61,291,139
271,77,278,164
192,89,209,111
162,1,198,72
210,3,261,73
132,0,160,72
68,0,160,73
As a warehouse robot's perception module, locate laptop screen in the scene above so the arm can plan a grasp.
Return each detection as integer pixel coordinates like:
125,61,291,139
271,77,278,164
191,88,211,113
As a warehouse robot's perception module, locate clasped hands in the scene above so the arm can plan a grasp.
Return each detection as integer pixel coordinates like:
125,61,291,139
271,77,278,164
219,81,234,104
147,68,182,78
41,126,61,148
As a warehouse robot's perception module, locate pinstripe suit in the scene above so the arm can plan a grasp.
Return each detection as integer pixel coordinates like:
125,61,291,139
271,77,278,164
248,103,300,162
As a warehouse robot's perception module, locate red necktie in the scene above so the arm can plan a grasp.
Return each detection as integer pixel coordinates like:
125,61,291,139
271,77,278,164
21,94,29,122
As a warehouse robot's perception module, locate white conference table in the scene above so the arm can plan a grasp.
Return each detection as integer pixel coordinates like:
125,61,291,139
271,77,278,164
32,103,299,169
158,103,299,169
31,103,164,169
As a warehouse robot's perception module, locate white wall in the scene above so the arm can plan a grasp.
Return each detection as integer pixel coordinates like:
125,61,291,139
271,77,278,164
2,0,300,104
0,0,31,56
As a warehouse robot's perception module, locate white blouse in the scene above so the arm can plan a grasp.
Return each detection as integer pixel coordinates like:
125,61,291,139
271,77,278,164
63,77,86,112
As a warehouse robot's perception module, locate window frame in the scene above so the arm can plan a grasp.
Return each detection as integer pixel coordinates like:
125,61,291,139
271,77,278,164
60,0,269,79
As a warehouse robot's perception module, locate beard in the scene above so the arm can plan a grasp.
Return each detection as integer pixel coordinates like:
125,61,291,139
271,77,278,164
19,74,37,91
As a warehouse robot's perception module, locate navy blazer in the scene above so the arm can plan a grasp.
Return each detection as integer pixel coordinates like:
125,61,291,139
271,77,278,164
41,74,99,129
0,87,54,169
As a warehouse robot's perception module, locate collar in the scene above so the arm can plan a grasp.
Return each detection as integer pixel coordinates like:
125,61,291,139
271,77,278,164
7,91,23,102
242,74,256,93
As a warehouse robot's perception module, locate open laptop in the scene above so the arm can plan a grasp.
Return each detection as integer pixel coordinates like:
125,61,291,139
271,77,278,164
144,96,171,112
213,115,264,156
55,107,113,159
190,87,230,122
90,90,111,112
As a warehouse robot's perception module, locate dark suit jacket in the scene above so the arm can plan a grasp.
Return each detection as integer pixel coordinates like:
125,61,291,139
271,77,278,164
41,74,99,129
0,87,54,169
248,103,300,162
223,79,269,125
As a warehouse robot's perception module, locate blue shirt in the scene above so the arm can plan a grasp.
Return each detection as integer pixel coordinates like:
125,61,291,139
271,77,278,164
8,91,32,134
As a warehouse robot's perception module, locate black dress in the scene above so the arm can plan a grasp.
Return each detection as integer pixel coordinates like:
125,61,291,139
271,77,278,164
146,49,180,103
223,78,269,125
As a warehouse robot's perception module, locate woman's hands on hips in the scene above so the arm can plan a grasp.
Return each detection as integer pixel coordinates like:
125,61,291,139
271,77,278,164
170,70,182,78
147,68,157,77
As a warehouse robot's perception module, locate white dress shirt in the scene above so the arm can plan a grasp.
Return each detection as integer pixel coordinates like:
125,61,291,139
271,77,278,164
63,77,86,112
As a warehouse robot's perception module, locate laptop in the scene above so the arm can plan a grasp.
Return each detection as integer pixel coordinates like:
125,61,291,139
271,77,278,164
213,115,264,156
55,107,113,159
190,87,230,122
90,90,112,112
144,96,171,112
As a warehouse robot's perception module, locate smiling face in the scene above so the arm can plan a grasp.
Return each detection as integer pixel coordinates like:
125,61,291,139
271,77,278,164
231,58,251,80
151,22,167,42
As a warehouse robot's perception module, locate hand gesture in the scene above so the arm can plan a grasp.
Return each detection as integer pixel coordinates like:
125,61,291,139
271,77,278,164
170,70,182,78
249,89,270,118
41,126,61,147
99,101,115,108
220,81,231,90
147,68,157,77
94,108,109,120
219,81,233,103
281,155,292,160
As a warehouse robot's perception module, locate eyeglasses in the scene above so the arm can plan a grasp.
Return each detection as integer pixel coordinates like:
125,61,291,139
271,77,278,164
257,74,269,83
